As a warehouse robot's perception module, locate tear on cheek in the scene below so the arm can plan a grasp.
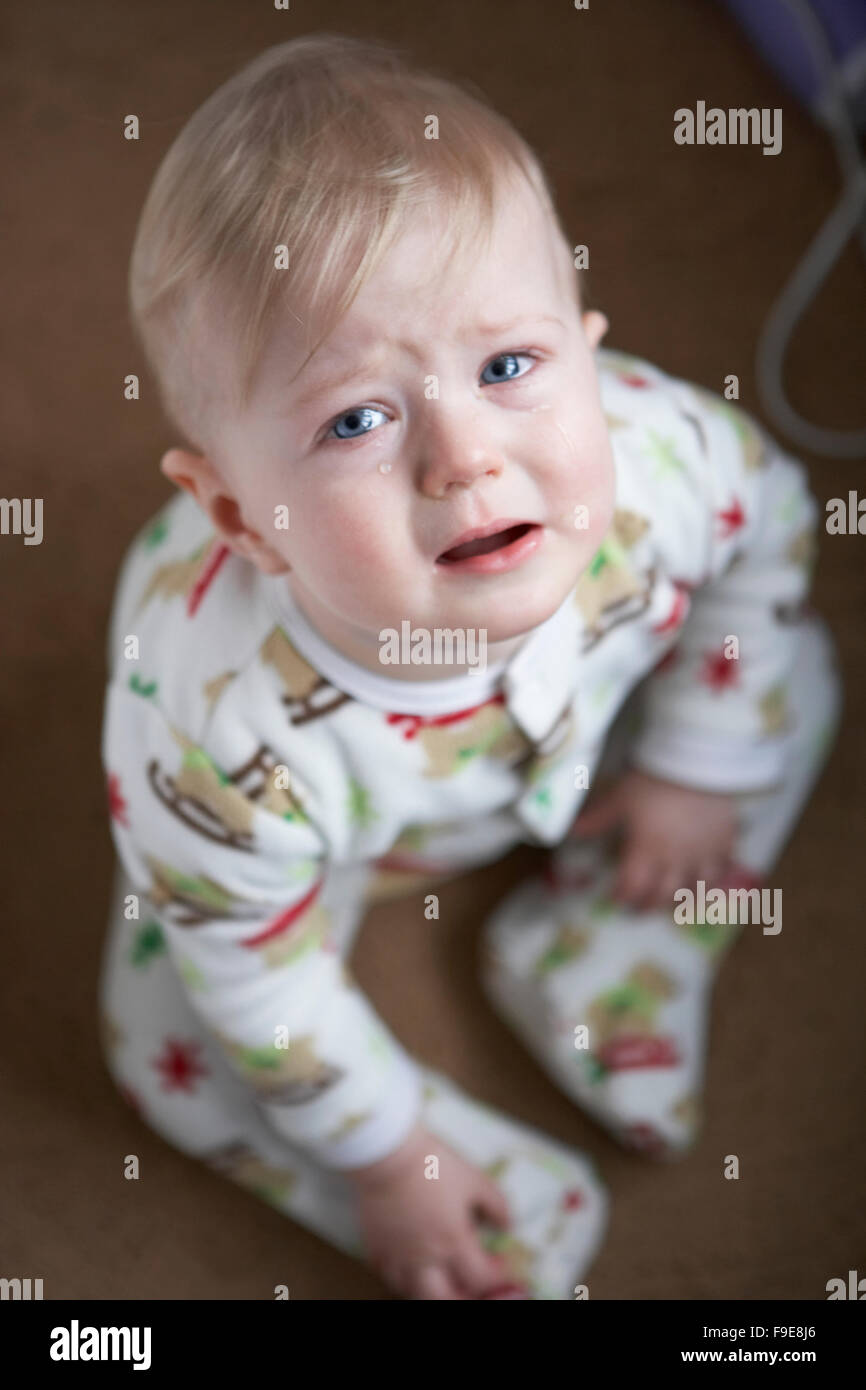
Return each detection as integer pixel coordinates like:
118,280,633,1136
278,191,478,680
551,416,578,456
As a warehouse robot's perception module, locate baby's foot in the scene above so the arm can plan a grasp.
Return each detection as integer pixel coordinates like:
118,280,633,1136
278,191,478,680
480,852,756,1157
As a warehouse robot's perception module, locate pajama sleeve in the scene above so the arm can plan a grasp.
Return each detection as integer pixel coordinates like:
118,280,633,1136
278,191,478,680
625,384,821,794
102,679,424,1171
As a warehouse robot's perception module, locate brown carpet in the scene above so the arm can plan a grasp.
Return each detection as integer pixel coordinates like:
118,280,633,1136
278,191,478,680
1,0,864,1300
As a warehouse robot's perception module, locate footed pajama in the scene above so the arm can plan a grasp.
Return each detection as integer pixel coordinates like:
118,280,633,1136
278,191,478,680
99,347,840,1297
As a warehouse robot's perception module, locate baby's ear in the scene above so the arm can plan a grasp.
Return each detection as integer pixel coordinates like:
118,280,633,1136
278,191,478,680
160,448,290,575
160,448,213,504
582,311,609,350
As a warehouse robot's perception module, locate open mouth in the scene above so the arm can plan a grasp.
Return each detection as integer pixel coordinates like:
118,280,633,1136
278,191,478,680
437,522,537,565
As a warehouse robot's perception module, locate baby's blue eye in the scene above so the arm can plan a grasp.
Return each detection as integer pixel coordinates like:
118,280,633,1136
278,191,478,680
327,356,532,440
330,406,387,440
480,353,532,384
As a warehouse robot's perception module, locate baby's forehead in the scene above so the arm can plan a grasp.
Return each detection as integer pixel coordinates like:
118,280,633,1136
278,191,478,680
323,193,565,328
396,176,559,267
232,175,571,413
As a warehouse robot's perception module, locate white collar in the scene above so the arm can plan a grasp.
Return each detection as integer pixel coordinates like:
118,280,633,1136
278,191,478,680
262,574,578,729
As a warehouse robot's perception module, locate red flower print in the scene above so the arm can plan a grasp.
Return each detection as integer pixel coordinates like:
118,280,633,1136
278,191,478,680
620,373,650,389
716,497,745,538
152,1038,209,1094
107,772,129,827
562,1189,585,1211
700,648,740,691
598,1034,680,1072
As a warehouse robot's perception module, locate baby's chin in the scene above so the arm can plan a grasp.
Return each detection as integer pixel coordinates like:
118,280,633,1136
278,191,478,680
421,574,581,647
446,595,568,648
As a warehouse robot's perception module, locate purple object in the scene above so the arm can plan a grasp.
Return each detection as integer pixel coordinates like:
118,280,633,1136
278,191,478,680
719,0,866,127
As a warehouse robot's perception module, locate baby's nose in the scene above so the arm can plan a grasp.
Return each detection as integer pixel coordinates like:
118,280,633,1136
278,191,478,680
416,421,505,498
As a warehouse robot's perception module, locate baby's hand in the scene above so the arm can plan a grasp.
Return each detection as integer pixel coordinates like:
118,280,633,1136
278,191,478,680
348,1122,516,1300
571,768,738,910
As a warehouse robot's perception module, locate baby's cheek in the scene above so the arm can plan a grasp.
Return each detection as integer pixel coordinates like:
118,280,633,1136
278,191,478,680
563,461,616,549
303,497,408,595
536,411,614,512
581,439,617,539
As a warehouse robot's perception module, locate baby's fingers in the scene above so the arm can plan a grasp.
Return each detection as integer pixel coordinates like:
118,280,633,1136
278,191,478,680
655,862,690,911
472,1177,510,1231
410,1263,469,1300
612,845,659,908
451,1234,510,1299
572,782,623,837
648,857,730,912
699,857,731,892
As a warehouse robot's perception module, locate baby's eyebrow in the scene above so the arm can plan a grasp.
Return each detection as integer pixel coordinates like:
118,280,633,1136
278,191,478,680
289,313,565,411
472,312,566,338
291,344,402,410
293,368,374,411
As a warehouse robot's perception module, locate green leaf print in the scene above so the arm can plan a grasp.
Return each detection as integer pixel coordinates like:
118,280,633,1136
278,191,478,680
479,1227,510,1255
645,429,687,480
776,490,803,524
589,895,618,923
588,547,608,578
182,746,230,787
130,920,165,968
456,721,512,765
535,942,573,974
286,858,318,883
484,1157,510,1180
142,516,169,549
533,1151,571,1181
158,865,235,915
583,1053,608,1085
347,778,377,828
237,1043,284,1073
676,914,740,954
588,532,626,577
129,674,158,699
599,980,653,1020
177,956,207,991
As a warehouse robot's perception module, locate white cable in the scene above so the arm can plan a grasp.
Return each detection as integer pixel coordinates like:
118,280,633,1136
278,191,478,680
756,0,866,457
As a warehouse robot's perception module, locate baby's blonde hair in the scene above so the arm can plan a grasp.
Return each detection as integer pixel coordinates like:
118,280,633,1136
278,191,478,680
129,33,579,454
